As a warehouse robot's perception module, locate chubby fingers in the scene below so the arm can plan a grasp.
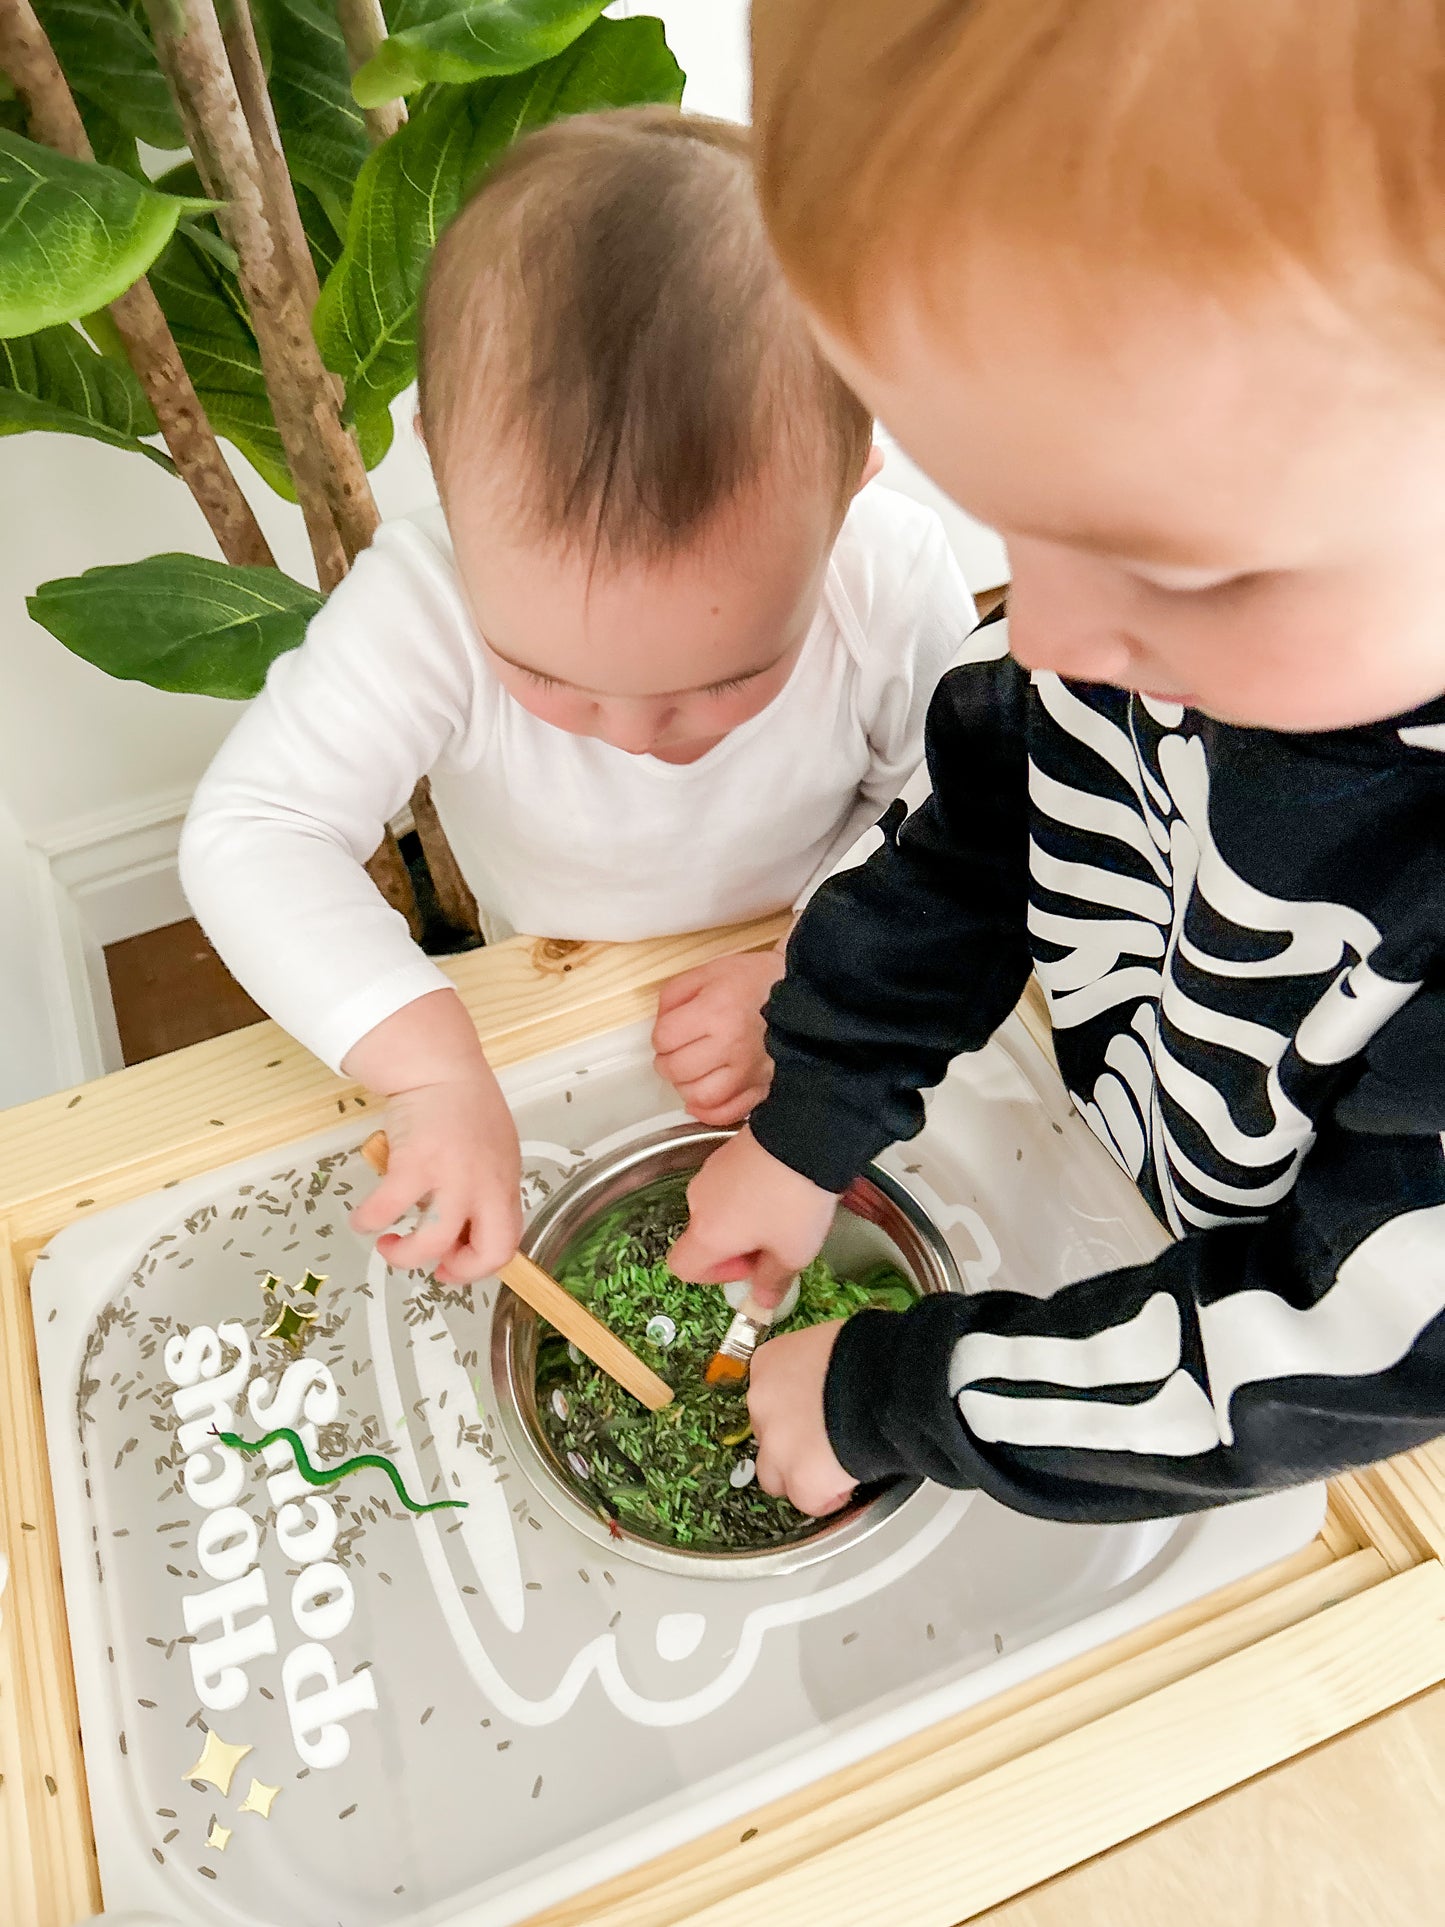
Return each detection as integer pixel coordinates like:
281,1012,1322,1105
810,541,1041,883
652,973,710,1054
349,1154,432,1236
374,1192,470,1273
683,1084,770,1128
747,1322,856,1514
754,1442,854,1518
434,1196,523,1287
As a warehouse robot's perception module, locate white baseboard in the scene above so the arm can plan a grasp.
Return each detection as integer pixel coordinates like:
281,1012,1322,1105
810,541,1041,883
28,792,191,1085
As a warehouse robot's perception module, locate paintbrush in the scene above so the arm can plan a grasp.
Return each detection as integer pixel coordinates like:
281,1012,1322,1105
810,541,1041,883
700,1177,878,1387
703,1289,786,1386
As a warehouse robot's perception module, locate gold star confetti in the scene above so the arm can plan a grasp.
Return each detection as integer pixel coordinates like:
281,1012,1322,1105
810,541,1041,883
182,1730,252,1797
206,1820,233,1853
260,1300,316,1343
237,1776,282,1820
259,1268,329,1343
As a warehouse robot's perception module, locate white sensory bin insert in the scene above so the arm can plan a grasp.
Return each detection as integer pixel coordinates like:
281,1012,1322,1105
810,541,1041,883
34,1015,1321,1926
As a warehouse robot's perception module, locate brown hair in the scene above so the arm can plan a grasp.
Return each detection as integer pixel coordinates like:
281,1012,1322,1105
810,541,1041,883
418,106,873,559
751,0,1445,348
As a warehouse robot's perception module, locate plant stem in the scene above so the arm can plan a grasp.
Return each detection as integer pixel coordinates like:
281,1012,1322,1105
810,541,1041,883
0,0,276,569
219,0,322,309
334,0,405,144
410,775,481,937
142,0,379,590
367,827,425,943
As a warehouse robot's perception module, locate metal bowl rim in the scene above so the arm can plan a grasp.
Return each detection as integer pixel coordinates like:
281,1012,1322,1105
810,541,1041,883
491,1122,961,1578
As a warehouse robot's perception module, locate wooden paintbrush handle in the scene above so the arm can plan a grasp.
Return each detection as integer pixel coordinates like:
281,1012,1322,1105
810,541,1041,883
358,1130,674,1412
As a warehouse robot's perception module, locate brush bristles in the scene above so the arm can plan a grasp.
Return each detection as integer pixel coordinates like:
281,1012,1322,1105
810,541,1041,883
704,1352,750,1386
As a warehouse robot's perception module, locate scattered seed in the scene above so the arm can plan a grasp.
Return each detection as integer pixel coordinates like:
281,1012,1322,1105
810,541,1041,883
339,1804,357,1819
741,1828,758,1843
993,1632,1004,1655
842,1632,858,1646
531,1776,543,1799
420,1706,434,1725
45,1775,57,1796
925,1624,935,1641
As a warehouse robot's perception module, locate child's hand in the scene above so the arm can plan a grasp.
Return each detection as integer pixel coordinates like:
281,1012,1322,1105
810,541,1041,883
349,1072,522,1285
748,1321,857,1516
343,988,521,1286
669,1125,838,1309
652,949,786,1125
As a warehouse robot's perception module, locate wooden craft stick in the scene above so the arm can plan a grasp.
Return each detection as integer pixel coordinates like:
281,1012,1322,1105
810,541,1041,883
358,1130,674,1412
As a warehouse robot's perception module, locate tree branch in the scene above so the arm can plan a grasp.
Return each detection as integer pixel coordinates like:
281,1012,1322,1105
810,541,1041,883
335,0,405,144
142,0,379,590
220,0,322,309
0,0,275,570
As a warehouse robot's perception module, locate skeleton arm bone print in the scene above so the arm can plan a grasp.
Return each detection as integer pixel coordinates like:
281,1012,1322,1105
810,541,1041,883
751,630,1445,1522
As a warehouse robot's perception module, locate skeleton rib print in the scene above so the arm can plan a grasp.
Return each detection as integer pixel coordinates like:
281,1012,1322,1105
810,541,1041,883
1024,666,1420,1238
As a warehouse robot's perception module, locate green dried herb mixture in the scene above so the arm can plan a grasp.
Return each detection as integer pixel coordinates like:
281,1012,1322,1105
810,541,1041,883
536,1176,915,1552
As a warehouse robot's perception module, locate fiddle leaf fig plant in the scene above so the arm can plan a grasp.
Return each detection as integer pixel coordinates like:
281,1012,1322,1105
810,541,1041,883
0,0,684,935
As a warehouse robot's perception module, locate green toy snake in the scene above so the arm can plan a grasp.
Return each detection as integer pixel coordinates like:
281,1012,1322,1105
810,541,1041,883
215,1425,468,1515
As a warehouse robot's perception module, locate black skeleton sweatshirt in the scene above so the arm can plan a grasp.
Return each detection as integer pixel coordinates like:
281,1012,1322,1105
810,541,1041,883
750,618,1445,1523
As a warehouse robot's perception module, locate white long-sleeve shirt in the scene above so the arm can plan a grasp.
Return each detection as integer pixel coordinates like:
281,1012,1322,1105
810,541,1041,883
180,483,974,1072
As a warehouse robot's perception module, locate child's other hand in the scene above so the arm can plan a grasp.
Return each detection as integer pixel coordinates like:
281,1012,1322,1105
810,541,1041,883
343,989,521,1286
668,1125,838,1310
652,949,786,1125
349,1074,522,1285
748,1321,857,1516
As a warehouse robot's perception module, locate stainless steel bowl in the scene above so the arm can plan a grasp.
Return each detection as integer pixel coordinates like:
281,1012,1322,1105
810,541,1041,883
491,1123,962,1578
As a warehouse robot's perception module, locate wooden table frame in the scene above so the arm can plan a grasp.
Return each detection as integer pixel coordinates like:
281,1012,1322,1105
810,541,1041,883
3,918,1445,1927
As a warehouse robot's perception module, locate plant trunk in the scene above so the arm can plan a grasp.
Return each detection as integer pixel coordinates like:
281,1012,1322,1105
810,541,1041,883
410,776,481,938
141,0,379,590
366,831,424,944
334,0,406,144
0,0,276,570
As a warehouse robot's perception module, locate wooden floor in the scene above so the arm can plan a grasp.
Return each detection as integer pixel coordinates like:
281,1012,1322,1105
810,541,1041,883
974,1681,1445,1925
104,916,265,1065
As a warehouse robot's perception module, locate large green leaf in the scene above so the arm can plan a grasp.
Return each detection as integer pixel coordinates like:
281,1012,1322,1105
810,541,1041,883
0,322,169,464
0,131,208,336
28,554,325,698
256,0,370,231
33,0,183,151
293,179,346,285
75,95,145,180
317,16,683,439
353,0,608,108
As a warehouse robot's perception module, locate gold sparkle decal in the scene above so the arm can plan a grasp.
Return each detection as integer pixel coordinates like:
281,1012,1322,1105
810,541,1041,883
182,1730,253,1797
259,1267,329,1344
206,1819,233,1853
237,1776,282,1820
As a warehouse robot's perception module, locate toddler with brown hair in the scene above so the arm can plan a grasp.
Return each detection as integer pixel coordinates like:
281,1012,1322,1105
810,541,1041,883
181,107,973,1285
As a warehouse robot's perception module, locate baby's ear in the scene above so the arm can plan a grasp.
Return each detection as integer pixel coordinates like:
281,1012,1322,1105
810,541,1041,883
855,440,885,493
